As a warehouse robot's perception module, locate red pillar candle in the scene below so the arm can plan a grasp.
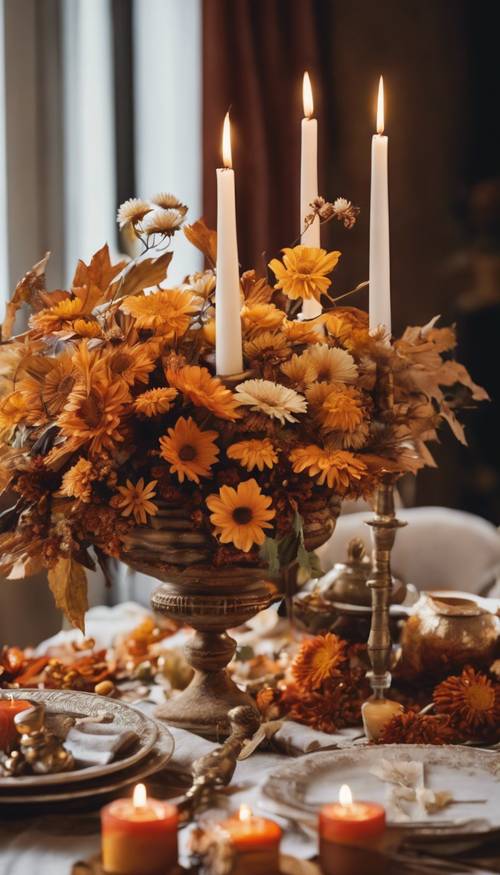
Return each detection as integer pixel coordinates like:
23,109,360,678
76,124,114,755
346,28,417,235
0,697,32,752
218,805,282,875
319,785,386,875
101,783,178,875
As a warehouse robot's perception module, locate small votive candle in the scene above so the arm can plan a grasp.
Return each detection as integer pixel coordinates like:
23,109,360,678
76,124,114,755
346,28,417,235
319,784,386,875
101,783,178,875
0,696,32,752
218,804,282,875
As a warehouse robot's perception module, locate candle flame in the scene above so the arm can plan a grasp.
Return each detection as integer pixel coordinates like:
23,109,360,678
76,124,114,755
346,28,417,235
339,784,353,806
376,75,384,134
133,783,147,809
302,71,314,119
222,112,232,169
239,804,252,821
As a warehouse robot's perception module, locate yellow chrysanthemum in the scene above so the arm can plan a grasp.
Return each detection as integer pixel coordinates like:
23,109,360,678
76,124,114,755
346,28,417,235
57,380,129,455
289,446,367,493
323,309,370,353
227,438,278,472
234,379,307,424
115,478,158,525
72,319,103,338
166,364,241,421
269,245,341,302
300,344,358,384
107,343,156,387
241,303,285,335
280,353,317,390
133,387,178,417
282,318,326,345
30,297,84,334
0,391,28,433
58,457,96,503
206,479,275,552
319,386,365,433
159,416,219,484
121,289,197,339
244,332,290,365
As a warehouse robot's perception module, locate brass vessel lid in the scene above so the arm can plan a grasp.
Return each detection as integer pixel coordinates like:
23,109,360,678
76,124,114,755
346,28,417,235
320,538,373,606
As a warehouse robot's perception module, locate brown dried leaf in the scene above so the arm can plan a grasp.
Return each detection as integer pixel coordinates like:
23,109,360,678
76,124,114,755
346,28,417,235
48,556,88,632
438,360,490,402
73,284,105,314
1,253,50,340
241,270,274,304
72,243,126,295
184,218,217,266
440,402,467,446
108,251,173,301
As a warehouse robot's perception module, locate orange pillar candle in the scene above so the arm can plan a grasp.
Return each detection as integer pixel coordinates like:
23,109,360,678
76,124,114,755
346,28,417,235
0,696,32,752
101,783,178,875
218,804,282,875
319,785,386,875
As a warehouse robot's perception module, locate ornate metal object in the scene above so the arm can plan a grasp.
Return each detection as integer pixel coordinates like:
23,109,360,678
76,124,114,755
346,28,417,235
0,702,74,776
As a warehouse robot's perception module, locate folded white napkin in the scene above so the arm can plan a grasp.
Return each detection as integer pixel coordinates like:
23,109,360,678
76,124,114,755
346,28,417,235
64,721,138,766
272,721,362,755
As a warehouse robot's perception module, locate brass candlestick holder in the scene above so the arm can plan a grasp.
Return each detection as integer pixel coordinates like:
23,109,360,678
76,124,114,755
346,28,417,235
362,360,406,741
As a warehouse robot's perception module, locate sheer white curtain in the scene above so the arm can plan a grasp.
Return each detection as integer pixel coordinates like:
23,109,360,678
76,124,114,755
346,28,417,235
132,0,202,284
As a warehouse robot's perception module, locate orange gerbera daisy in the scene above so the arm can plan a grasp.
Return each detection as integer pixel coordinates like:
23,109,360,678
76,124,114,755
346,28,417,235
206,479,275,552
319,386,366,433
107,343,156,387
244,332,290,365
289,445,367,493
72,319,103,338
30,297,84,334
227,438,278,471
269,245,341,302
433,666,500,736
159,416,219,484
120,289,197,339
133,387,178,417
57,379,129,456
58,457,96,502
291,633,347,690
114,478,158,525
165,364,241,421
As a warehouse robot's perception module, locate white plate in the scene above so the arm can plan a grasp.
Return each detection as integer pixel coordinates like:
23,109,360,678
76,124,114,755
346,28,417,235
0,721,174,805
262,745,500,836
0,689,158,788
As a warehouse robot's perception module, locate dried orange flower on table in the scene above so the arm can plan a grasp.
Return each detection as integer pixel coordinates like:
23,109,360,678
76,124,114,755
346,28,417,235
269,245,341,302
114,478,158,525
378,710,457,745
433,666,500,738
166,364,241,421
206,478,275,553
121,289,196,339
235,379,307,424
133,387,178,416
227,438,278,472
159,416,219,484
291,633,347,690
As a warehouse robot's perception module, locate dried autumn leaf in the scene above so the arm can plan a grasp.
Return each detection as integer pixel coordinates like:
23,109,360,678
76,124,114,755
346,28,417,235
48,556,88,632
108,251,173,302
438,360,490,402
1,253,50,340
241,270,274,304
72,243,126,295
184,218,217,266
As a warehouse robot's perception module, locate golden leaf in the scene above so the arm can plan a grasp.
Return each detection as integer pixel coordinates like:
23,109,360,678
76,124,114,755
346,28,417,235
48,556,88,632
241,270,274,304
183,219,217,266
438,360,490,402
108,251,173,301
72,243,126,295
1,253,50,340
73,283,106,314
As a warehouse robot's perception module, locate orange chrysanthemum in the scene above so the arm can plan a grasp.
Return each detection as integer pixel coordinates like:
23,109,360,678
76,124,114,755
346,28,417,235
227,438,278,472
318,386,366,433
269,245,341,302
206,479,275,553
107,343,156,387
72,319,102,338
244,331,290,365
166,364,241,421
58,457,96,503
292,633,347,690
241,303,285,335
30,297,84,334
159,416,219,484
378,711,457,745
433,666,500,736
289,445,367,493
0,391,28,433
114,478,158,525
120,289,197,339
133,387,178,417
282,318,326,345
56,380,129,455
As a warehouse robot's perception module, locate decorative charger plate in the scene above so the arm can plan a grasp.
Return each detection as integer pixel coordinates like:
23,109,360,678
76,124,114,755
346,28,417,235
0,719,174,804
262,745,500,836
0,689,158,787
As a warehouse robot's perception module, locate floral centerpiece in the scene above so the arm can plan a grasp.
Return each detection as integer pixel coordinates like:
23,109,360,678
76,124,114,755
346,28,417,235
0,194,486,630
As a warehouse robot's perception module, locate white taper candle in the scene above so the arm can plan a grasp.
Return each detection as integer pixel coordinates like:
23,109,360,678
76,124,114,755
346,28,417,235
369,76,391,335
300,72,322,319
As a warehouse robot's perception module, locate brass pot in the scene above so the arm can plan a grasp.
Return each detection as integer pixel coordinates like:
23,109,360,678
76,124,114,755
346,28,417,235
400,592,500,679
